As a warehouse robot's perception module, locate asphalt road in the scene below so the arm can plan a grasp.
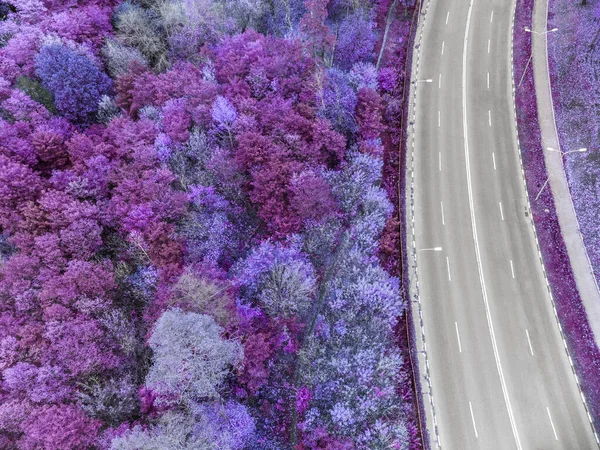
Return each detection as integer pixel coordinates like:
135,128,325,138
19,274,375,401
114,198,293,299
408,0,599,448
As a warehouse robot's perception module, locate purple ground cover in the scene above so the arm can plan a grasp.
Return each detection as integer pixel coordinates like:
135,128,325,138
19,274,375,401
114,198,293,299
0,0,423,448
514,0,600,430
547,2,600,289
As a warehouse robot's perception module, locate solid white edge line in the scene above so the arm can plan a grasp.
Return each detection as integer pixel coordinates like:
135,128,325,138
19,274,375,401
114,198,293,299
547,407,559,440
526,329,534,356
469,401,479,438
441,200,445,225
510,259,515,279
499,201,505,221
446,255,451,281
455,321,462,353
462,1,522,448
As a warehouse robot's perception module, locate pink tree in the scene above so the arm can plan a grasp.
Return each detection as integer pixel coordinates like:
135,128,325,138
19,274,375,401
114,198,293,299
300,0,336,65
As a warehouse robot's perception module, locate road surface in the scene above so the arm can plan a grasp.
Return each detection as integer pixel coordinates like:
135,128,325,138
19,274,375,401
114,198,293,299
406,0,599,448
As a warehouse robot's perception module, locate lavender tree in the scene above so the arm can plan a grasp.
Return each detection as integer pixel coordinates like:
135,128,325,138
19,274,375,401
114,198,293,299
266,0,306,37
169,128,216,189
212,96,237,130
319,68,358,138
348,62,378,90
211,95,237,146
333,9,378,70
234,237,317,319
294,152,408,448
180,184,237,267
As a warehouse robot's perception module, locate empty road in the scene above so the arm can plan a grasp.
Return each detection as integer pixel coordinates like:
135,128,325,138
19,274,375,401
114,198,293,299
407,0,599,448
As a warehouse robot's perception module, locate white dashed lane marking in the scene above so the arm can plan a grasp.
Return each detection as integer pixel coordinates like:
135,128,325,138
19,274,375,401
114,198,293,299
526,329,534,356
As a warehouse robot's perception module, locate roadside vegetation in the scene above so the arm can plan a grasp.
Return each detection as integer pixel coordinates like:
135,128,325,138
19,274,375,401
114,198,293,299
548,2,600,288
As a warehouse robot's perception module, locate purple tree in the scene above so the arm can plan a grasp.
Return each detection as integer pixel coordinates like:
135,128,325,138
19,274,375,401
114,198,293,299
333,10,378,70
19,404,102,450
319,68,358,138
35,43,112,122
300,0,336,65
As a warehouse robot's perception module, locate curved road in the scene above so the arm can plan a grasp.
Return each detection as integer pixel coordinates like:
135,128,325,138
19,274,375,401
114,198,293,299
407,0,599,448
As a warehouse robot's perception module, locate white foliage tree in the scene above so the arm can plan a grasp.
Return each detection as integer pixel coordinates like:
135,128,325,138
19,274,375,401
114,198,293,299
110,401,255,450
145,308,243,405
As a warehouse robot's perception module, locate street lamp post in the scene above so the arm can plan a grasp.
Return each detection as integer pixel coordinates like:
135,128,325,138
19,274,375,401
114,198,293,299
535,147,587,201
524,26,559,35
409,79,433,126
546,146,587,156
519,27,558,87
418,247,443,252
535,177,550,201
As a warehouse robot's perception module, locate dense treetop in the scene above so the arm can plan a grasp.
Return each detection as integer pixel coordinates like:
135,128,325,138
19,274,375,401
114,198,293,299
0,0,416,448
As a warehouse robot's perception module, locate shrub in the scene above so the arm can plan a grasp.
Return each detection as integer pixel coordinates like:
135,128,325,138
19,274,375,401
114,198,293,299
16,76,57,114
222,0,266,32
97,94,121,123
169,269,236,328
76,375,139,426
